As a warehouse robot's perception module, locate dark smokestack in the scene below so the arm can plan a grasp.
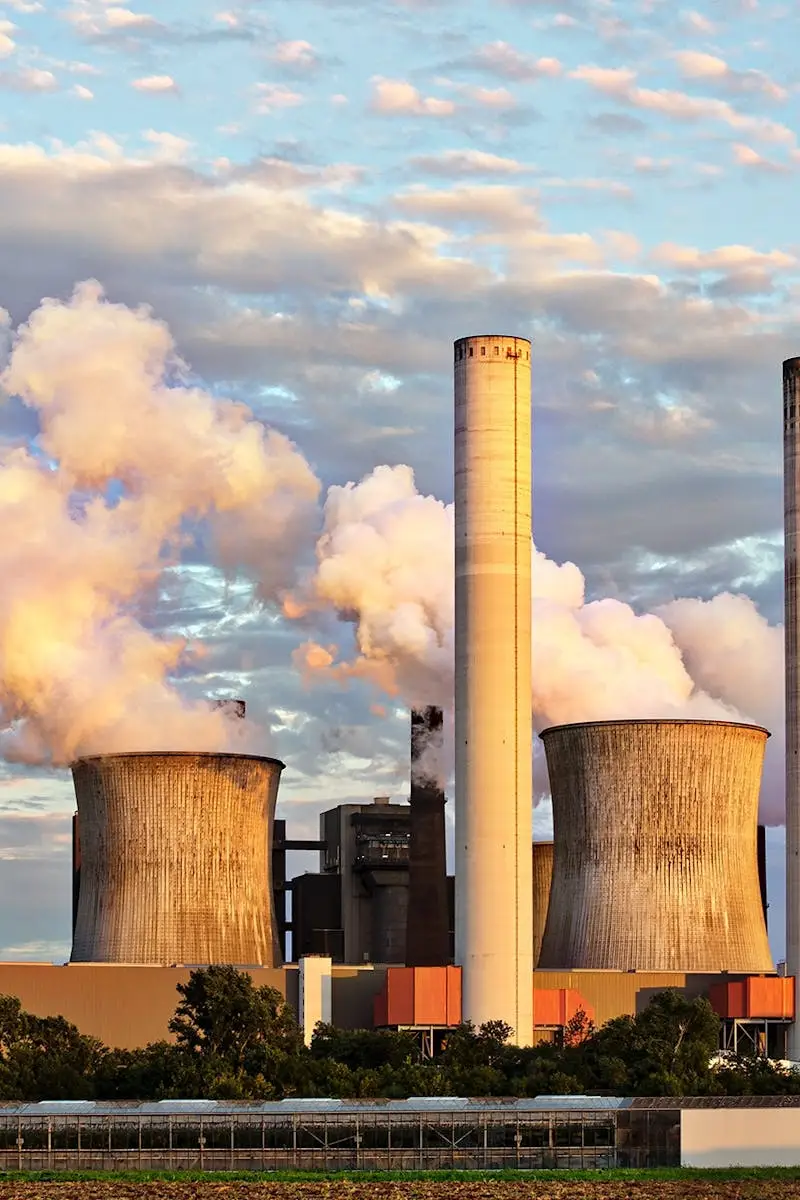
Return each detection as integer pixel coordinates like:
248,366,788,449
406,706,449,966
212,698,246,719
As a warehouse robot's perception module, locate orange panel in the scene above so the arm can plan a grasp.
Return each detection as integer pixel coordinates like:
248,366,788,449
746,976,795,1019
373,987,387,1028
708,978,795,1020
385,967,416,1026
413,967,448,1025
446,966,462,1026
532,987,593,1029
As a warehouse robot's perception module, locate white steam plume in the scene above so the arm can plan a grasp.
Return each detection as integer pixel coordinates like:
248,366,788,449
286,464,785,823
0,282,320,764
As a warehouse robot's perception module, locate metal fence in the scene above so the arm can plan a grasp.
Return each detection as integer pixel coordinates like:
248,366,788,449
0,1104,681,1170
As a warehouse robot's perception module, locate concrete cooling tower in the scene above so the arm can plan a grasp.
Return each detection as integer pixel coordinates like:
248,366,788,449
538,720,773,973
70,752,284,966
532,841,553,968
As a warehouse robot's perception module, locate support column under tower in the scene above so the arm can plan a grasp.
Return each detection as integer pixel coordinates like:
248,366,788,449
785,356,800,1058
454,334,533,1045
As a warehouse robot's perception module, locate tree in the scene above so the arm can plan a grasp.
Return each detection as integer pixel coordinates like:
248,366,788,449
578,990,721,1095
310,1024,420,1071
0,1001,105,1101
170,966,302,1065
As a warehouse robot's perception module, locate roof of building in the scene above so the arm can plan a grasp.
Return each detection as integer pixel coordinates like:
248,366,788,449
1,1096,799,1118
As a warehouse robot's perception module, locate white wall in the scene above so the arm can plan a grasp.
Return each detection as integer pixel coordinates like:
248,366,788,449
298,955,332,1046
682,1110,800,1167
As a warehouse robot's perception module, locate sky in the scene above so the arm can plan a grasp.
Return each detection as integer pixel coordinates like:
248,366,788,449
0,0,797,965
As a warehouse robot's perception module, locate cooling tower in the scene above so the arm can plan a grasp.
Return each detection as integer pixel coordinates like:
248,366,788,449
454,334,533,1043
532,841,553,968
785,356,800,1056
406,706,449,967
70,751,284,966
538,720,773,973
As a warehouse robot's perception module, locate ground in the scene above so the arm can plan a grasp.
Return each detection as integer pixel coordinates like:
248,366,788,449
2,1175,800,1198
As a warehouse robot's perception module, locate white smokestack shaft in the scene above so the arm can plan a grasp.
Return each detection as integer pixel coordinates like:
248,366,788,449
785,356,800,1057
454,334,533,1045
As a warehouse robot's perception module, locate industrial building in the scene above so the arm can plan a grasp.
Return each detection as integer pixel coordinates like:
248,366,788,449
0,336,796,1063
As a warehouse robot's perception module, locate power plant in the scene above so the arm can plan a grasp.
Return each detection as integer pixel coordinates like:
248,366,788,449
0,335,795,1061
538,720,773,973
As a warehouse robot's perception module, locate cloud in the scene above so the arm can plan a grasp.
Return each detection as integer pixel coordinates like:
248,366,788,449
254,83,305,113
571,63,796,145
459,41,562,81
680,9,717,33
131,74,179,94
732,142,793,173
72,84,94,100
0,67,58,92
65,3,163,38
0,19,14,57
270,39,320,73
370,77,455,116
672,50,787,101
410,149,529,176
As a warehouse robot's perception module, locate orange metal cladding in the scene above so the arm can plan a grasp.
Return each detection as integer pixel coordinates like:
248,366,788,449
374,966,462,1026
374,967,591,1032
709,977,796,1020
533,987,594,1029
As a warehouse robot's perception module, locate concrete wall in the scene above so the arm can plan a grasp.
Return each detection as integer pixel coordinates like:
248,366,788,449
682,1110,800,1167
540,720,773,973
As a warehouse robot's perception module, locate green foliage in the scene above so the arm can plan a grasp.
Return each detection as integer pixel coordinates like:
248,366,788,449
0,977,792,1102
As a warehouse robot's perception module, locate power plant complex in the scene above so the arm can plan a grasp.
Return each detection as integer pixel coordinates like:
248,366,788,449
0,339,794,1059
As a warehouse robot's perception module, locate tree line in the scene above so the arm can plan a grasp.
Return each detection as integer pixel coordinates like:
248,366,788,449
0,967,798,1101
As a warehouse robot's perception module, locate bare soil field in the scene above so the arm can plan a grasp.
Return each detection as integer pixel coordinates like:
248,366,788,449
2,1181,800,1200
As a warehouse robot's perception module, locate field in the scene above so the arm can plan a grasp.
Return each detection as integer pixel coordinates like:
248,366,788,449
3,1173,800,1198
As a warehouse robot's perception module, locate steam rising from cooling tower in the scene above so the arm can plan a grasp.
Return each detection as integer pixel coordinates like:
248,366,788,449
539,719,773,973
0,281,786,835
71,751,284,966
0,282,319,765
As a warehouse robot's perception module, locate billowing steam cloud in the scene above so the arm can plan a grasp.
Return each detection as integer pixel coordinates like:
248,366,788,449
286,464,785,822
0,283,785,823
0,282,319,763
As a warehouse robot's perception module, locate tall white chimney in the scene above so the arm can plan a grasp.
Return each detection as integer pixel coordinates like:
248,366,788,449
785,355,800,1057
454,334,533,1045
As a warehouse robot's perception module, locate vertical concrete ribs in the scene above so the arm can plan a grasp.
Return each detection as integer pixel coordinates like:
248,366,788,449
539,719,773,973
70,751,285,966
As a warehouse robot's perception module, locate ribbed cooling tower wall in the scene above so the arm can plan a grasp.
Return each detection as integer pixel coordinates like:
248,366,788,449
70,752,284,966
538,720,773,973
532,841,553,968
